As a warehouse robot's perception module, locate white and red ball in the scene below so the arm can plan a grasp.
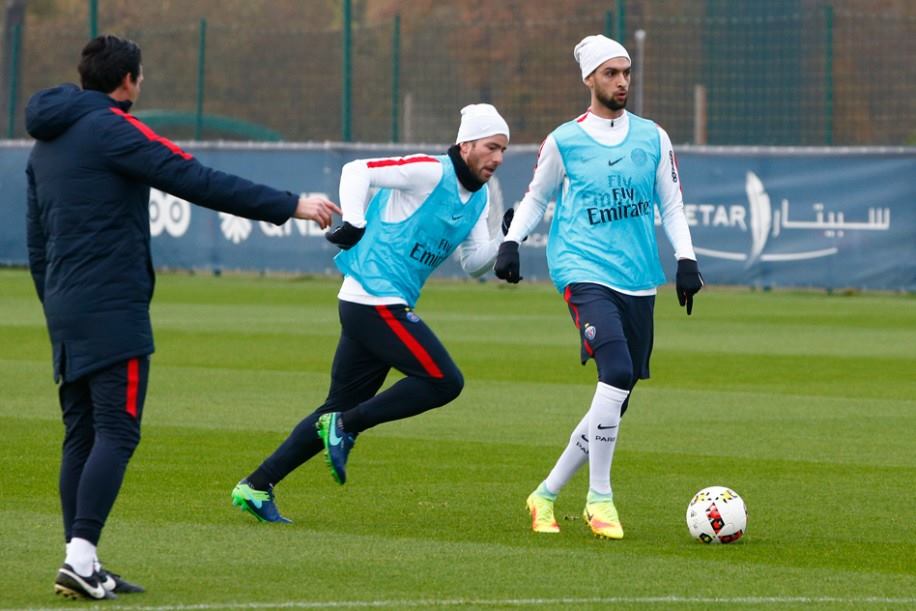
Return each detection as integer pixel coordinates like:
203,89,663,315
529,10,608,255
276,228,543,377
686,486,747,544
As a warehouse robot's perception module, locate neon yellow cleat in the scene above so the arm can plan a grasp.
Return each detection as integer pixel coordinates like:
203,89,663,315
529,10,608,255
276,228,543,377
583,500,624,540
526,492,560,534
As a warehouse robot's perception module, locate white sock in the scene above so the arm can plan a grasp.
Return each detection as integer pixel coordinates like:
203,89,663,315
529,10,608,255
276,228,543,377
544,412,590,495
64,537,96,577
587,382,628,496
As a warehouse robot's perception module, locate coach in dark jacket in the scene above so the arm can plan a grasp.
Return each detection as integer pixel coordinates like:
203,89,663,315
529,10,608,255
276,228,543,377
26,35,339,601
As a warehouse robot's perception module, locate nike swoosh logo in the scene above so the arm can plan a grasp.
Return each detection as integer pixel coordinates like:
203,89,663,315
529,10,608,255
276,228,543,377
328,422,343,446
60,568,106,599
608,157,624,166
451,214,463,221
597,424,618,430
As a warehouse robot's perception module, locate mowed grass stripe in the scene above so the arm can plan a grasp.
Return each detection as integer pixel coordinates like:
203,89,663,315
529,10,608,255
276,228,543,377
4,359,914,468
8,327,907,398
3,355,914,470
5,500,916,601
3,411,913,574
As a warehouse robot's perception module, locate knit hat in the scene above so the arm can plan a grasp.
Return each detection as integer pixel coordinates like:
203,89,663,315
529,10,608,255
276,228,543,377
574,34,630,81
455,103,510,144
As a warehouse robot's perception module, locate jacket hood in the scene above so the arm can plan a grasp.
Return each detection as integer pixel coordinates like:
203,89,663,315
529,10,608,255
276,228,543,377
26,84,132,141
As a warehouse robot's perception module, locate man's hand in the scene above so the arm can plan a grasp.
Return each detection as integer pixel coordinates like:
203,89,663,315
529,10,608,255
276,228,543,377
325,221,366,250
294,195,341,229
494,241,522,283
676,258,704,315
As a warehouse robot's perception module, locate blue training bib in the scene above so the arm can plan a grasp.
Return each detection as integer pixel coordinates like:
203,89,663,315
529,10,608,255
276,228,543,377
335,155,488,307
547,113,666,293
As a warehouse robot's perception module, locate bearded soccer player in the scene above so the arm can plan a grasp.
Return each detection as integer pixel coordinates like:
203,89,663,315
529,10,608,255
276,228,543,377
232,104,511,522
495,35,703,539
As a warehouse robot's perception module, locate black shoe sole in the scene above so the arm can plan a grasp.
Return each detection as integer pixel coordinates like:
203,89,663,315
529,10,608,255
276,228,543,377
54,583,83,600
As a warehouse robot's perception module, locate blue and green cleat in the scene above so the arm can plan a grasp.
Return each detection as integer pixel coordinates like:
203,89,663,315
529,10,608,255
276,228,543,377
231,479,292,523
316,412,356,485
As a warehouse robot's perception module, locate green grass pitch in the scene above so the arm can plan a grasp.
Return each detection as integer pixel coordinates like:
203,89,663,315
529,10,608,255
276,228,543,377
1,268,914,609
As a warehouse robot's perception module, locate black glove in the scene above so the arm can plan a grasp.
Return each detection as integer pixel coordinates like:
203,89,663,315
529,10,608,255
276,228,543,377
676,258,704,315
494,241,522,283
325,221,365,250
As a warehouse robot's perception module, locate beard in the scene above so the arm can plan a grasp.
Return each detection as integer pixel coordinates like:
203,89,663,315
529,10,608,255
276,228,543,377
467,151,495,183
596,89,627,112
471,164,493,183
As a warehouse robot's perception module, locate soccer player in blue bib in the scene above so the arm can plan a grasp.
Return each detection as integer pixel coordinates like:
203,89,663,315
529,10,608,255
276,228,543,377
495,35,704,540
232,105,510,522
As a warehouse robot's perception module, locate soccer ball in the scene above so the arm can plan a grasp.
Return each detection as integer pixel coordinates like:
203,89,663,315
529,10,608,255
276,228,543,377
686,486,747,544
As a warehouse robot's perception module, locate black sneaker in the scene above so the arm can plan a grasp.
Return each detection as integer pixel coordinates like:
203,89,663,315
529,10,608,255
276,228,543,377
54,563,116,600
99,566,145,594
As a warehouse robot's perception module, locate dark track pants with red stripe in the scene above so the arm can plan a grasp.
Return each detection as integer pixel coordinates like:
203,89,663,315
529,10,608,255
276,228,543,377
59,356,148,545
254,300,463,486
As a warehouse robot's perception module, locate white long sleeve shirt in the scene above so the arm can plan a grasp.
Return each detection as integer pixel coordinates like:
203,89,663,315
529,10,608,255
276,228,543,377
337,154,498,305
505,110,696,296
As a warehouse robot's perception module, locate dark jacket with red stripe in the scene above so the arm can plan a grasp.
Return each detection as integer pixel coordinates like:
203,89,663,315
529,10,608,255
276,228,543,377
25,83,298,382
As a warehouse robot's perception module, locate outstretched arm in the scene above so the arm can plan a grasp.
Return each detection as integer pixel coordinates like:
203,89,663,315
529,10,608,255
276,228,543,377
99,108,323,225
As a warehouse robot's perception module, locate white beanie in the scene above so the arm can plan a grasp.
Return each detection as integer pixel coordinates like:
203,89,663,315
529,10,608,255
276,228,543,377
455,103,510,144
574,34,630,81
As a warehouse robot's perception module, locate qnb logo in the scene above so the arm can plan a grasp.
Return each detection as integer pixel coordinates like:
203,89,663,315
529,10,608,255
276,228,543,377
149,190,191,237
687,172,891,267
218,192,333,244
219,213,252,244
